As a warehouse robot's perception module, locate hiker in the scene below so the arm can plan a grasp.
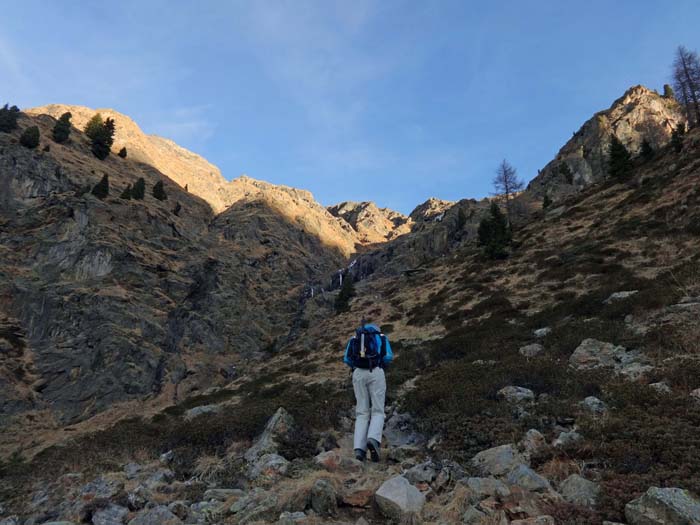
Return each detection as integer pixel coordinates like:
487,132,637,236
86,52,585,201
343,319,393,462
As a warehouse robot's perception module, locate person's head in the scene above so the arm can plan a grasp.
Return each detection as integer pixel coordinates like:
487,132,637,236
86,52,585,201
361,316,370,328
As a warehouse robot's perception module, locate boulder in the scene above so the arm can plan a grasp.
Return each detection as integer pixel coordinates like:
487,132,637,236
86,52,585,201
277,511,308,525
497,386,535,404
405,461,440,485
510,518,556,525
519,343,544,358
203,488,245,502
341,478,379,508
604,290,639,303
580,396,608,415
314,450,363,474
183,404,222,421
384,412,425,447
310,479,338,516
690,389,700,404
534,327,551,338
553,431,583,448
519,429,547,459
375,476,425,523
460,477,511,502
649,382,672,394
569,339,652,379
229,488,279,524
560,474,600,508
244,408,295,462
471,444,527,476
247,453,289,481
0,518,20,525
92,504,129,525
505,464,552,492
127,506,182,525
462,506,487,523
625,487,700,525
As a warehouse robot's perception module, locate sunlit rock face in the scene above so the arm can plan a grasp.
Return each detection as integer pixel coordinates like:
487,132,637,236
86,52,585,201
527,85,685,199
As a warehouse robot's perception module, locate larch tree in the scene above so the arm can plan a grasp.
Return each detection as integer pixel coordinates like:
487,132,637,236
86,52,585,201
672,46,700,128
492,159,524,230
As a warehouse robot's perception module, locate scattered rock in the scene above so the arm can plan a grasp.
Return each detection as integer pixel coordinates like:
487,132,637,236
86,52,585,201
383,412,425,447
0,517,20,525
553,430,583,448
569,338,652,380
310,479,338,517
462,505,487,523
510,517,556,525
277,511,307,525
314,450,363,474
690,389,700,404
229,488,279,524
505,464,552,492
519,429,547,459
519,343,544,358
244,408,295,462
405,461,439,485
166,501,189,521
604,290,639,303
580,396,608,415
375,476,425,523
534,327,551,338
159,450,174,464
123,463,142,480
183,404,222,421
560,474,600,508
650,382,672,394
460,477,511,502
341,478,379,508
92,504,129,525
127,506,182,525
203,488,245,502
625,486,700,525
247,453,289,481
497,386,535,404
471,444,527,476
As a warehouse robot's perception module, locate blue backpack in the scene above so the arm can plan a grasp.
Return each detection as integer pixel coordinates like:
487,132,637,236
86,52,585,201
348,326,387,370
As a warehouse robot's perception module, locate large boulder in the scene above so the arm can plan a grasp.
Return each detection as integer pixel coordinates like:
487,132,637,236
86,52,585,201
92,504,129,525
127,506,182,525
580,396,608,415
569,339,652,380
505,465,552,492
310,479,338,517
560,474,600,508
375,476,425,523
497,386,535,404
625,487,700,525
519,429,547,459
519,344,544,358
247,453,289,482
244,408,295,462
460,477,511,502
471,444,527,476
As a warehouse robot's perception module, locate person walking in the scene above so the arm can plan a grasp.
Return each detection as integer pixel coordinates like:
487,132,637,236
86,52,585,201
343,318,393,462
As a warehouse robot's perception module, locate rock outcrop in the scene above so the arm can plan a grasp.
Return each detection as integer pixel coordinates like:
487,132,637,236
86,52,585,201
327,201,411,244
527,85,685,200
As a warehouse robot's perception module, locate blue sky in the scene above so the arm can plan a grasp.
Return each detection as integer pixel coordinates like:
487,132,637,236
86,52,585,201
2,1,698,214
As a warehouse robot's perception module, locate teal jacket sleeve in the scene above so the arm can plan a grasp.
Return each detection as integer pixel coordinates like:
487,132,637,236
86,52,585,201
382,335,393,365
343,338,353,367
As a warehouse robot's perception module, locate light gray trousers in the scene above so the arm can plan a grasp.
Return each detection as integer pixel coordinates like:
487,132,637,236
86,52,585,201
352,367,386,451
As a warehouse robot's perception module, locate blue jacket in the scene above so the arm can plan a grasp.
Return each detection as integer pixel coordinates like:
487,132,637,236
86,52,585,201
343,324,393,368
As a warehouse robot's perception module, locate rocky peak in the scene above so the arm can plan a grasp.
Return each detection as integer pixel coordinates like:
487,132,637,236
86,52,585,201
527,84,686,199
409,197,455,222
327,201,411,244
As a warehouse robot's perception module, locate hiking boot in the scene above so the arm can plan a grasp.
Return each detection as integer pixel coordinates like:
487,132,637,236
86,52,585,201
354,448,366,462
367,438,380,462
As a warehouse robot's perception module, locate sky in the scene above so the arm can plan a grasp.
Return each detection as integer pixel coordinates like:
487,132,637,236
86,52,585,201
2,1,699,214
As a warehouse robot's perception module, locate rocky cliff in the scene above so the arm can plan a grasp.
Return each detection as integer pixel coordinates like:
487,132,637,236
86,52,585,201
327,201,411,244
527,85,685,199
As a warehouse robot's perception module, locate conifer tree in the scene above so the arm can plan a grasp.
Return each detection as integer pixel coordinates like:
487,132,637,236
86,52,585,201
120,184,133,200
492,159,523,230
84,114,115,160
118,147,127,158
558,162,574,184
640,139,654,161
20,126,40,149
542,193,552,209
91,174,109,199
84,114,104,139
0,104,20,132
671,122,686,152
477,202,511,259
132,177,146,200
173,202,182,216
607,136,632,179
52,112,72,143
334,274,356,314
663,84,675,99
153,180,167,201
